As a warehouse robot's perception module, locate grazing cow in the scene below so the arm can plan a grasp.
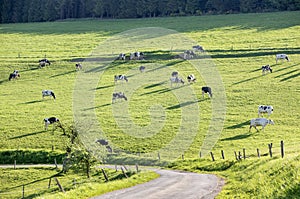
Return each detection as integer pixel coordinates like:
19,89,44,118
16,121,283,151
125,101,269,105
171,71,179,77
44,117,60,130
114,75,128,84
276,54,289,64
8,70,20,81
112,92,127,103
249,118,274,132
130,52,144,60
261,65,272,75
42,90,56,100
192,45,204,52
39,58,51,68
139,65,146,72
258,105,273,117
118,53,126,60
183,50,195,59
170,77,184,86
96,139,109,145
202,87,212,98
75,63,82,70
187,74,196,83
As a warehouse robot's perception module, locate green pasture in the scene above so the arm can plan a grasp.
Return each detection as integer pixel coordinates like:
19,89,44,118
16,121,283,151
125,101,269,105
0,11,299,198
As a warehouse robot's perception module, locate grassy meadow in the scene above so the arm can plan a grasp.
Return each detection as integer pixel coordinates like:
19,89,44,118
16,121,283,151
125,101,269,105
0,11,299,198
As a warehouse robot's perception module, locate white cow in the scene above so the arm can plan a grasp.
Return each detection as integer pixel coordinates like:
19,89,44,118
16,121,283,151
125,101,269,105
276,54,289,64
170,77,184,86
187,74,196,83
42,90,56,100
112,92,127,103
249,118,274,132
258,105,273,117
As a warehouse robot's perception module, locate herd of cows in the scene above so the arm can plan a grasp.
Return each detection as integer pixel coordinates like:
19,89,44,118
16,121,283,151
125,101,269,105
7,50,290,133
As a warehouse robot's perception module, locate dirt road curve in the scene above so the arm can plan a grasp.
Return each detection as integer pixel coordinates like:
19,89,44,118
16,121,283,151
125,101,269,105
91,169,224,199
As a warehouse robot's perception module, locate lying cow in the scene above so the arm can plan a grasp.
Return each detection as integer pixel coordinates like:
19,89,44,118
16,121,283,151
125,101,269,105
249,118,274,132
170,77,184,86
114,75,128,84
261,65,272,75
75,63,82,70
42,90,56,100
44,117,60,130
258,105,273,117
112,92,127,103
202,86,212,98
39,58,51,68
276,54,289,64
187,74,196,83
9,70,20,81
139,65,146,72
192,45,204,52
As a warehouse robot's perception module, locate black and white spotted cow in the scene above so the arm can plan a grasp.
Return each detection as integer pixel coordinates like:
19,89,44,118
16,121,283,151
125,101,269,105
130,52,144,60
114,75,128,84
118,53,126,60
8,70,20,81
249,118,274,132
39,59,51,68
75,63,82,70
44,117,60,130
258,105,273,117
42,90,56,100
183,50,195,59
112,92,127,103
261,65,272,75
276,54,289,64
202,86,212,98
187,74,196,83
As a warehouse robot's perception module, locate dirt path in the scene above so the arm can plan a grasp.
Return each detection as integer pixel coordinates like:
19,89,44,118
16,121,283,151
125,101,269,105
91,168,224,199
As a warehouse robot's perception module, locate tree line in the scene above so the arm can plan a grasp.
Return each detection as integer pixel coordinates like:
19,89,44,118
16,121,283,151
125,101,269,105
0,0,299,23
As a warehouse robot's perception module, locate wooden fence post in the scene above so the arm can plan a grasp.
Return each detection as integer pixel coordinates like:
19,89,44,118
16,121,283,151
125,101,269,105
243,148,246,160
268,143,273,158
135,164,139,173
115,164,118,172
14,160,16,169
54,158,57,169
101,168,109,182
257,148,260,158
22,185,25,199
121,167,128,178
48,178,52,189
210,152,215,161
181,154,184,160
122,164,128,171
280,140,284,158
221,150,225,160
199,151,202,158
234,151,238,160
158,152,160,161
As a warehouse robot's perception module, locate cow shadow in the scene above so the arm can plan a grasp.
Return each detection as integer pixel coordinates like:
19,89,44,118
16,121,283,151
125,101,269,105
20,100,43,105
225,121,250,129
92,85,114,90
82,103,111,111
9,130,45,140
166,100,199,110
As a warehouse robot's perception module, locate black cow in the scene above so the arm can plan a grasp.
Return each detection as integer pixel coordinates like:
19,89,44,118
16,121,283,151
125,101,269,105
202,87,212,98
9,70,20,81
39,59,51,68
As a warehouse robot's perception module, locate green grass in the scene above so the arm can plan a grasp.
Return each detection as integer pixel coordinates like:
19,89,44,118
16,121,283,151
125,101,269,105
0,11,299,198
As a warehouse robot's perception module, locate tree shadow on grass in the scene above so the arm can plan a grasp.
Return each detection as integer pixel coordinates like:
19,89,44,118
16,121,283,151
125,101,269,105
232,74,262,85
82,103,111,111
92,84,114,90
221,133,252,141
9,131,45,140
49,70,76,78
280,72,300,82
